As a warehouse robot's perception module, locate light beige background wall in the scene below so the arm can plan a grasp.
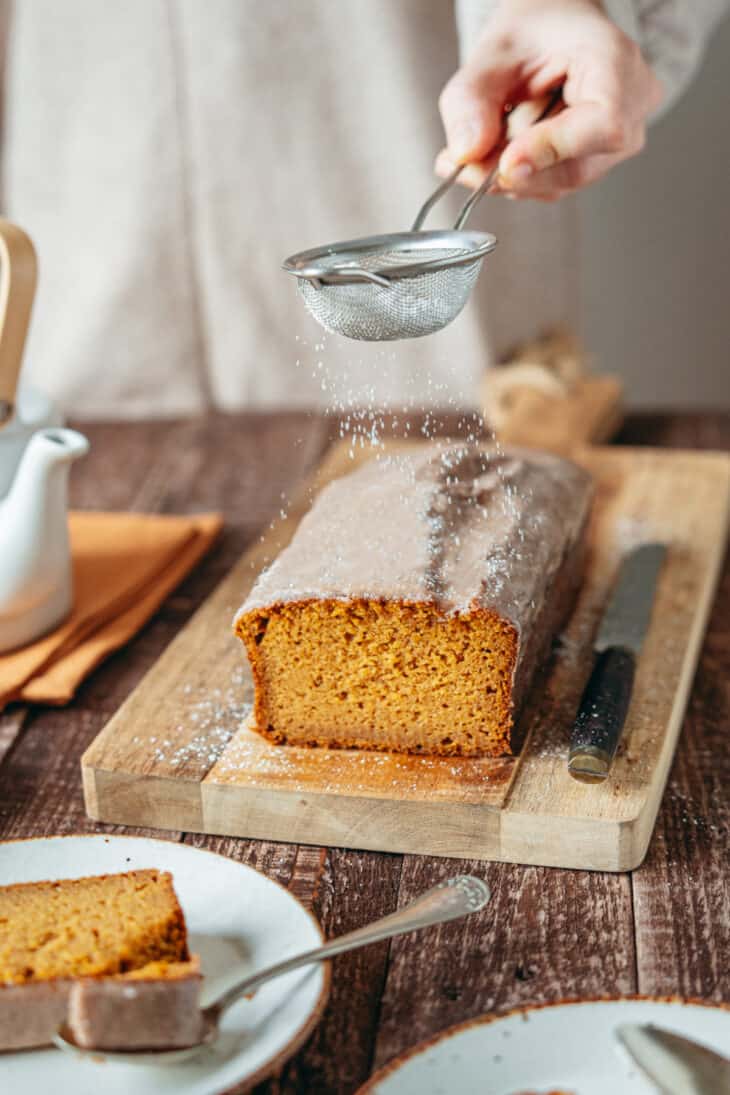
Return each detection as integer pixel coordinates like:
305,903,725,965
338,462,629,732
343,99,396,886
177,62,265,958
577,15,730,408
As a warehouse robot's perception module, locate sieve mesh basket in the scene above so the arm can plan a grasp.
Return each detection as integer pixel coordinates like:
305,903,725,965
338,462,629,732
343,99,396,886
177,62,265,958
296,245,484,341
285,224,496,343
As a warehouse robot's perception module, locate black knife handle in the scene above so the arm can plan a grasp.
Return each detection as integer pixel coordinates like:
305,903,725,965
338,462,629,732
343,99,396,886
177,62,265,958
568,647,636,783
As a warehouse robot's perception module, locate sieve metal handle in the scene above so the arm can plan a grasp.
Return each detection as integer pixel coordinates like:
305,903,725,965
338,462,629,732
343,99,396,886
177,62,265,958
452,163,499,231
411,165,464,232
412,87,564,234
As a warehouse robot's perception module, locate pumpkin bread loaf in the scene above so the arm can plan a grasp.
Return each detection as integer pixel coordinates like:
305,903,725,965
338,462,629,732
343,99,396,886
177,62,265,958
236,444,592,757
0,869,197,1050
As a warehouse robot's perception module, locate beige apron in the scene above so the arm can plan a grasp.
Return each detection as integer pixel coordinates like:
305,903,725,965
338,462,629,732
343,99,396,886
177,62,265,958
1,0,722,418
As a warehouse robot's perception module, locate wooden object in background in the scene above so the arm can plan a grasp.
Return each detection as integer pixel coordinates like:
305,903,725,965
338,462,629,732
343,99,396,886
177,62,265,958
0,219,37,425
483,329,624,451
82,441,729,871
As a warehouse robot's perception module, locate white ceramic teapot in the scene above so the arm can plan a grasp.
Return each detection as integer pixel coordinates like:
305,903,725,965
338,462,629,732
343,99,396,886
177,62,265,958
0,219,89,653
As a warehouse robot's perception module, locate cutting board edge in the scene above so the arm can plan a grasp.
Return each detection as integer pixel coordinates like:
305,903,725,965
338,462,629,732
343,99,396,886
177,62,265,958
81,759,656,870
82,763,206,832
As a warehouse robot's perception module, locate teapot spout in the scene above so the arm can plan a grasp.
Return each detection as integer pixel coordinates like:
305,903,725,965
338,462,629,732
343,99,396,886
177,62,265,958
5,427,89,516
7,428,90,486
35,427,90,463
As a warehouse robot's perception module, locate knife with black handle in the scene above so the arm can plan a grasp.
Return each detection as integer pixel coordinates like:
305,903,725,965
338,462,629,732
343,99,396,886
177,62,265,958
568,543,667,783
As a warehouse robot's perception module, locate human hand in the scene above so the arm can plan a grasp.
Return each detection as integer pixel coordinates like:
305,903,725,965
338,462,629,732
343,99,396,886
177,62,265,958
437,0,663,201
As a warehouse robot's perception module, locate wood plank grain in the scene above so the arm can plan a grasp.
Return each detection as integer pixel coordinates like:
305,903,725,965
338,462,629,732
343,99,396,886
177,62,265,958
210,722,514,805
372,854,635,1069
0,707,28,766
623,413,730,1005
265,849,402,1095
67,420,183,511
632,551,730,1001
616,411,730,452
0,706,179,840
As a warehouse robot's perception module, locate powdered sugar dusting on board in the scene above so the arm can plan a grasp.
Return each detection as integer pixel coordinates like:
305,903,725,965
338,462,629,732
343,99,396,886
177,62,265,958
130,669,252,769
214,727,514,800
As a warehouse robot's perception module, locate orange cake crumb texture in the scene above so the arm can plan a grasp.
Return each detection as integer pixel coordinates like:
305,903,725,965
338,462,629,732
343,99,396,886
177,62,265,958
0,869,189,985
238,599,518,757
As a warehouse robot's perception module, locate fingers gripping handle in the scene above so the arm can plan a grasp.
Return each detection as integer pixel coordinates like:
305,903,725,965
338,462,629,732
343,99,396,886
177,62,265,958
413,89,564,234
0,220,38,427
453,87,564,230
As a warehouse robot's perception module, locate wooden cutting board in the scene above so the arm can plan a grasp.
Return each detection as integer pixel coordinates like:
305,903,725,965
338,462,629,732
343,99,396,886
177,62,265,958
82,443,730,871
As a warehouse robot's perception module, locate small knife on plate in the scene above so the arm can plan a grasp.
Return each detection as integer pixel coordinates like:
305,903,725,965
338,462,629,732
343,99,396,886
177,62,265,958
568,542,667,783
616,1023,730,1094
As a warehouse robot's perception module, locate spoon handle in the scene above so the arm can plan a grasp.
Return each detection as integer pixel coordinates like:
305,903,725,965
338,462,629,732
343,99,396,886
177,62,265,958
210,875,489,1018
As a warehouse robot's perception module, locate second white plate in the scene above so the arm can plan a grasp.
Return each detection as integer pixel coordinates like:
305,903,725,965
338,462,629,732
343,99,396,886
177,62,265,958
360,997,730,1094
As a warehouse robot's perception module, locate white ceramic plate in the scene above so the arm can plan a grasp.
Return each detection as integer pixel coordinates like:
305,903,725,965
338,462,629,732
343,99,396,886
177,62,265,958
0,835,329,1094
360,998,730,1094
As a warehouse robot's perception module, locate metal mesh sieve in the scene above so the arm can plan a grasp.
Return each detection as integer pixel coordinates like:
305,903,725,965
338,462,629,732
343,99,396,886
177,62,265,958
284,225,496,342
296,246,484,341
283,145,501,342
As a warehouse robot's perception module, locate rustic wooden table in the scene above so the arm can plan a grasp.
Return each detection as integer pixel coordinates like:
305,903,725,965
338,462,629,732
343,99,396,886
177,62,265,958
0,411,728,1094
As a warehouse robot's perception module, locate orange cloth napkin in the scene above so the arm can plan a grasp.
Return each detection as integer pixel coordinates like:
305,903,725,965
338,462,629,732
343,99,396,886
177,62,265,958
0,511,222,708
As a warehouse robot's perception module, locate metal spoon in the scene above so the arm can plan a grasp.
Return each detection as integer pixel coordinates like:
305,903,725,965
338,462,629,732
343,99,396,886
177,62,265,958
54,874,489,1065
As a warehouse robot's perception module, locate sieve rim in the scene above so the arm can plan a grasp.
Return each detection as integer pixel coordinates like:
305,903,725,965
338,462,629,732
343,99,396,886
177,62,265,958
283,229,496,286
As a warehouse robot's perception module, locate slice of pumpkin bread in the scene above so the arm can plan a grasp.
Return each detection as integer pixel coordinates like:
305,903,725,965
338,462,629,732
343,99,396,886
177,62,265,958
0,868,191,1050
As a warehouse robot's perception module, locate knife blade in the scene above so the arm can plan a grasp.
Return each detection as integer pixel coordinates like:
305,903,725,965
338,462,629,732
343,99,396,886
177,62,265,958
616,1023,730,1094
568,542,667,783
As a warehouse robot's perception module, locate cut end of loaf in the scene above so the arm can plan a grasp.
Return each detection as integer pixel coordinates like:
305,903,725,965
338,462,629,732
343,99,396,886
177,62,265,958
237,599,518,757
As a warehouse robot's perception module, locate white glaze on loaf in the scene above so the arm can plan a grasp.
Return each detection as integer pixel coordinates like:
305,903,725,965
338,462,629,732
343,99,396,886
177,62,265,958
238,444,592,639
